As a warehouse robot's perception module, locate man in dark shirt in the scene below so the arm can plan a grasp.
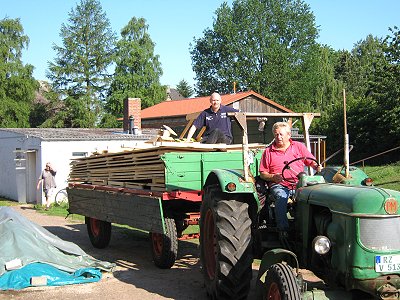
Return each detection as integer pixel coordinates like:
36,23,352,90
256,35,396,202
186,92,238,144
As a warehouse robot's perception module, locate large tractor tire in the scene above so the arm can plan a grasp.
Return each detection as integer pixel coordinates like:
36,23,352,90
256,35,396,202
200,184,253,300
86,216,111,249
263,263,301,300
149,217,178,269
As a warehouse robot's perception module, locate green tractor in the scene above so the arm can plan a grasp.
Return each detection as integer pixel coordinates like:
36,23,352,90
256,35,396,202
199,112,400,300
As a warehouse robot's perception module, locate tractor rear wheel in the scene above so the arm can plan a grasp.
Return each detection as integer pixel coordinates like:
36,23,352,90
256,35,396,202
264,263,300,300
86,216,111,249
200,184,253,300
149,217,178,269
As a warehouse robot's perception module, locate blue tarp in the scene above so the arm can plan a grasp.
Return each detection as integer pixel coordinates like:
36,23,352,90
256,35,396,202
0,263,101,290
0,207,115,290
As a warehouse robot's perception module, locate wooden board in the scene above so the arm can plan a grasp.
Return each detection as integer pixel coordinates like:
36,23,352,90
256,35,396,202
69,142,265,192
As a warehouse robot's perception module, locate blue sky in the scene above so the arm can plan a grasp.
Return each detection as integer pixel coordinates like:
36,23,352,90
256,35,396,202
2,0,399,88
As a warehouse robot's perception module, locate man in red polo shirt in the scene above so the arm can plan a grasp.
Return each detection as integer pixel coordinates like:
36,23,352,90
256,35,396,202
259,122,321,238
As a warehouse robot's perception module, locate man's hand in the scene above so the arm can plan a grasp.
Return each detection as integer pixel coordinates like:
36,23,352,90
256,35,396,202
313,164,323,173
271,174,283,184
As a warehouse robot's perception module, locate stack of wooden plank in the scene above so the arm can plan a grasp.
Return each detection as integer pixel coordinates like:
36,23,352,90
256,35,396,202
69,141,261,191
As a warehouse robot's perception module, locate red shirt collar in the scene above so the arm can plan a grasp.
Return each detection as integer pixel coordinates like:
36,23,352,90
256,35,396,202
271,139,293,151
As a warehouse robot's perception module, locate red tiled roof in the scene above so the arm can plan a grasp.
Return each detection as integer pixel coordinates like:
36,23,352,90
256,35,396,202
141,90,292,119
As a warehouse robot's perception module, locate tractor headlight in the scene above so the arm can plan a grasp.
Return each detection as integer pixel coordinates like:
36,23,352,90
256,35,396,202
312,236,331,255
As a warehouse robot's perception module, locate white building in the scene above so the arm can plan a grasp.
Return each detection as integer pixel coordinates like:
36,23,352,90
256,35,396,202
0,127,154,205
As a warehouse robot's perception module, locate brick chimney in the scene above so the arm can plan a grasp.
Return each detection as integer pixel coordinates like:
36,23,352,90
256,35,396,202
123,98,141,132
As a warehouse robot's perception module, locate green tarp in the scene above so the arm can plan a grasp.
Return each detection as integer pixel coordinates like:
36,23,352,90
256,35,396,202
0,207,115,290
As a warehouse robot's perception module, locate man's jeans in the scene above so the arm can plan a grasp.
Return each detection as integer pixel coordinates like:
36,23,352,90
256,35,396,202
269,184,295,231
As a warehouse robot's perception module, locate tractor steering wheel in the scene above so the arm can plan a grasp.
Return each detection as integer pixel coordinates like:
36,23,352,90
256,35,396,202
282,157,320,184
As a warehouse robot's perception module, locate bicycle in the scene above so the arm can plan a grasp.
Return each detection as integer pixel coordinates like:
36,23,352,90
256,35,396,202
54,188,68,205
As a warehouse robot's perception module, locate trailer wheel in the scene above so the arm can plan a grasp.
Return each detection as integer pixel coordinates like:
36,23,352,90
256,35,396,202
149,217,178,269
264,263,300,300
200,184,253,300
86,216,111,249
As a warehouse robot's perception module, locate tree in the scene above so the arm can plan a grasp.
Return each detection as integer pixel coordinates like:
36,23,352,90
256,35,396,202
366,26,400,161
0,17,38,127
29,81,63,127
47,0,116,127
317,30,399,163
313,45,344,109
176,79,194,98
104,16,165,121
335,35,386,99
190,0,319,109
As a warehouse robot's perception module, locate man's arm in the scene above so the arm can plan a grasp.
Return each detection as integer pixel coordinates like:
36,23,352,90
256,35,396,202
259,148,283,183
260,171,283,184
186,125,197,142
47,163,57,175
37,178,42,190
303,151,323,172
295,142,323,172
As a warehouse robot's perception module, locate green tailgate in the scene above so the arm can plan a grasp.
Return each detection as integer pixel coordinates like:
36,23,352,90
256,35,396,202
161,150,262,191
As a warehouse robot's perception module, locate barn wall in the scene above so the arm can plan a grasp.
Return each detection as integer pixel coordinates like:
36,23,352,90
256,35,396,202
0,132,41,202
235,96,287,113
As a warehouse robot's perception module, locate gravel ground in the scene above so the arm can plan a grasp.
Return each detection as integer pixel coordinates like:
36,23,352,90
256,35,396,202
0,205,260,300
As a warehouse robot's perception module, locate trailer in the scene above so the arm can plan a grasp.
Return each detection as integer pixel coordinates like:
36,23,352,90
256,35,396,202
67,144,264,268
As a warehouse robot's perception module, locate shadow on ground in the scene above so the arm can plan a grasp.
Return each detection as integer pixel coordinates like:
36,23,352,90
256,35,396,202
42,221,211,299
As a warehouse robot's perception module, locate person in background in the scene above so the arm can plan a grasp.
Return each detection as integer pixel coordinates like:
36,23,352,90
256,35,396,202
259,122,322,240
37,162,57,210
186,92,238,144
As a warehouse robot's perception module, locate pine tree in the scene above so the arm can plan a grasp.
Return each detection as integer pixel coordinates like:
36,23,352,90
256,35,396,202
47,0,116,127
176,79,194,98
104,16,165,121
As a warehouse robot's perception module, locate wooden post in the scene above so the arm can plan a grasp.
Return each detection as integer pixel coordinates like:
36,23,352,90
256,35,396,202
301,113,314,153
229,112,251,182
343,89,350,178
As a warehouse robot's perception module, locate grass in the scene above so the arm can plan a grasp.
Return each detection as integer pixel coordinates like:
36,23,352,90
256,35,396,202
0,199,85,222
362,161,400,191
0,200,85,222
36,202,84,221
0,199,20,206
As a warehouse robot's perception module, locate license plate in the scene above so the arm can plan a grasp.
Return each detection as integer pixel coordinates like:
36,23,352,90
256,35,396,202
375,255,400,272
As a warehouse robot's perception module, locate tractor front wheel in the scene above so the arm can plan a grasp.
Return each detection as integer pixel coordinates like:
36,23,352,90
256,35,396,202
264,263,301,300
200,184,253,300
149,217,178,269
86,216,111,249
